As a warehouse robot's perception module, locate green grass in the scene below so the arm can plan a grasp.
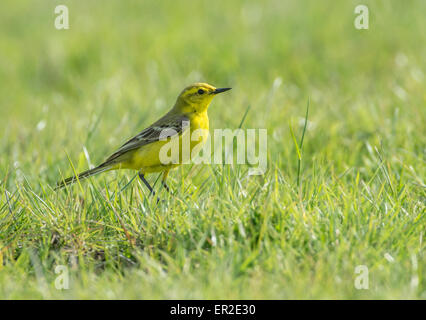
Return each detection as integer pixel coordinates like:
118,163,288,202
0,0,425,299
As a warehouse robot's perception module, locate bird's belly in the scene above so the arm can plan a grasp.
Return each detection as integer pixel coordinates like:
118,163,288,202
129,140,170,170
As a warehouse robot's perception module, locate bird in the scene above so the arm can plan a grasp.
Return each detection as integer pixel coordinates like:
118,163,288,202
56,83,231,195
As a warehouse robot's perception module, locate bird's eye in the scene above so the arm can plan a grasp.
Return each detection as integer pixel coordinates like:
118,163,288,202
198,89,205,95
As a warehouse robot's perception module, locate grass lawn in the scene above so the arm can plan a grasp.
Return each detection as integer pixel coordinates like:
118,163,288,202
0,0,424,299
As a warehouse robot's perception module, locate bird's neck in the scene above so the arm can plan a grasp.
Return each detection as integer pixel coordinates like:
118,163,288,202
172,99,211,116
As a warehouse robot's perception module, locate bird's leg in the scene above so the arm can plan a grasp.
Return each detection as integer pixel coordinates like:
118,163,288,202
138,172,155,196
161,170,170,193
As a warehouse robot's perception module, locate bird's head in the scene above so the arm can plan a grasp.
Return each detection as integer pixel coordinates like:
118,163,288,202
174,83,231,113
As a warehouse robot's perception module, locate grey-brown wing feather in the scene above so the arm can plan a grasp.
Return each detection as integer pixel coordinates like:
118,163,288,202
101,113,189,165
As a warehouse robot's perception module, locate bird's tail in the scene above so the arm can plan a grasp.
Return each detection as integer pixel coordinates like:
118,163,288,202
55,163,112,190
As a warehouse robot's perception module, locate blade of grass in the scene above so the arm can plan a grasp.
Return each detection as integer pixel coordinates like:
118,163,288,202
289,98,310,187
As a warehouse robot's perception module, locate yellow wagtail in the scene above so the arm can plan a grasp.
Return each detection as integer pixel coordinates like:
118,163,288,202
56,83,231,194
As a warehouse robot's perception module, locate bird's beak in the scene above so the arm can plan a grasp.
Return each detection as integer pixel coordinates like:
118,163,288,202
211,87,232,94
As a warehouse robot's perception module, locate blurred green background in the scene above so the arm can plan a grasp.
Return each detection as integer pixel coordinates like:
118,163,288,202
0,0,424,299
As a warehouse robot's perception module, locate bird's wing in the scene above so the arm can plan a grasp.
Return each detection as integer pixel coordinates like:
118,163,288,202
102,113,190,165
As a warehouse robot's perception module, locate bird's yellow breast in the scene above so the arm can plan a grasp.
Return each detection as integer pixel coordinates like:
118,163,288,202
189,111,209,133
